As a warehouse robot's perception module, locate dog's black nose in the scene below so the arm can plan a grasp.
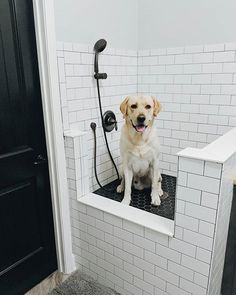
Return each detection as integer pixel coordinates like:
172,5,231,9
137,115,145,123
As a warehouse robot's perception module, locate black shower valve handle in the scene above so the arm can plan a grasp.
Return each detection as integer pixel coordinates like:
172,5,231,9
107,117,116,125
102,110,118,132
107,117,118,131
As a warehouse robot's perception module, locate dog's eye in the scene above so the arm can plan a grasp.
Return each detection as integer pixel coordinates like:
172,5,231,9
131,104,137,109
145,105,151,109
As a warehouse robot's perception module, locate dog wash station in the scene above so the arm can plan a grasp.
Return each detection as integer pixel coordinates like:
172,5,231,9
62,40,236,295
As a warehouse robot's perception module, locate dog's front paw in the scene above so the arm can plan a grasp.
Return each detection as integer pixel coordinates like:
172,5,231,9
151,196,161,206
122,196,131,205
151,191,162,206
117,184,124,193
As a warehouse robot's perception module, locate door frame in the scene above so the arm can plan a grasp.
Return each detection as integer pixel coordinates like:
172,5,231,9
32,0,74,273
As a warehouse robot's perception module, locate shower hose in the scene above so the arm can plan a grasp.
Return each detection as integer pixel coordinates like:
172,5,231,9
90,79,120,192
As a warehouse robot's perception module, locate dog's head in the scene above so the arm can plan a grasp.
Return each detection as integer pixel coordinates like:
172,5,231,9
120,95,161,133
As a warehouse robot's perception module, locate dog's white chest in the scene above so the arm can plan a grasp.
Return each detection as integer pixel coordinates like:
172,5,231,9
129,145,153,176
131,144,151,158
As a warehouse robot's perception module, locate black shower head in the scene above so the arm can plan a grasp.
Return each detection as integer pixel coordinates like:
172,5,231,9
94,39,107,53
94,39,107,77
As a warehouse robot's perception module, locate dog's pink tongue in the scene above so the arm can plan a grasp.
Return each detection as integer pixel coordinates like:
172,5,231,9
136,126,145,132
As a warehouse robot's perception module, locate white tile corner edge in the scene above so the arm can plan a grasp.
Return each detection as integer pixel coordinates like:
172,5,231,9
177,147,225,163
78,193,174,237
64,129,88,138
177,127,236,164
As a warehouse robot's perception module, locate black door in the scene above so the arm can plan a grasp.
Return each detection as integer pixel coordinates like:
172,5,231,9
0,0,57,294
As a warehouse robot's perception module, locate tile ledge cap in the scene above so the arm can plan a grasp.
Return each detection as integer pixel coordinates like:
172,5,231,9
177,127,236,163
177,147,225,163
64,129,87,138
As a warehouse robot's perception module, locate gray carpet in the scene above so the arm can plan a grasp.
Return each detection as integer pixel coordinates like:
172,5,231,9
49,271,120,295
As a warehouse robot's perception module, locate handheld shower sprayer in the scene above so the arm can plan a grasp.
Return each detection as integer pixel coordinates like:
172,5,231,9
91,39,120,191
93,39,107,80
93,38,118,133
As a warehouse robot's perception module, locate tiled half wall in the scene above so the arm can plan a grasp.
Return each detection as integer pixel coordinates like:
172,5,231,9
64,129,236,295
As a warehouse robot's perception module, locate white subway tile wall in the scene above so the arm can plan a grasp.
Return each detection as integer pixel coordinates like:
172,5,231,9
64,132,90,198
65,142,236,295
57,42,236,295
57,42,137,192
138,43,236,176
208,152,236,295
58,42,236,180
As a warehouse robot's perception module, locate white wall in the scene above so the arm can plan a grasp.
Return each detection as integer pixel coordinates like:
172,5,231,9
54,0,236,50
56,42,137,191
54,0,138,50
138,43,236,176
138,0,236,49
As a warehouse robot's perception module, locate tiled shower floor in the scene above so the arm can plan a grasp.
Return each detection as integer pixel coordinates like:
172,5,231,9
93,174,176,220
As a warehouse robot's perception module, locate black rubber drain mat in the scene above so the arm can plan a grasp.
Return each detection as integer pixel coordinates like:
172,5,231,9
93,174,176,220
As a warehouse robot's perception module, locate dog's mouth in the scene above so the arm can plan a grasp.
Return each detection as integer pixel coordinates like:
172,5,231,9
131,121,147,133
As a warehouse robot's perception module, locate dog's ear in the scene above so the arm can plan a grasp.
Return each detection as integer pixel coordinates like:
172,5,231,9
120,96,130,117
152,96,161,116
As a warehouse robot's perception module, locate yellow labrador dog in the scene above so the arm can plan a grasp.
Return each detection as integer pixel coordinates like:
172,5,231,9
117,95,163,206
